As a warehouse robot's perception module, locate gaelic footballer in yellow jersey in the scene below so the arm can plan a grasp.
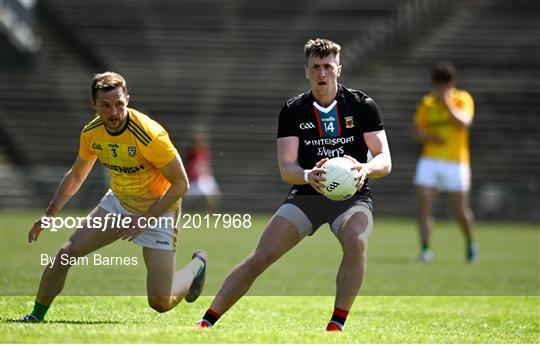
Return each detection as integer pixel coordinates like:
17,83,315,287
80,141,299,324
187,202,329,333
18,72,207,324
413,62,477,265
414,87,474,164
80,107,178,213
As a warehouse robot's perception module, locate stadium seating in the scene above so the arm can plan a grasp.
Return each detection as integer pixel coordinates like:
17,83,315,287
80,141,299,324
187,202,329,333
348,0,540,219
0,0,538,220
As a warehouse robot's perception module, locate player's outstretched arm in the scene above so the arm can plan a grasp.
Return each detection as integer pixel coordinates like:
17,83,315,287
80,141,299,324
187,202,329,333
28,155,96,242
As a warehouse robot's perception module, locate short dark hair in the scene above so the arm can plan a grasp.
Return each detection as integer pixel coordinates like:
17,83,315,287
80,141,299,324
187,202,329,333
91,72,127,100
304,38,341,63
431,62,456,83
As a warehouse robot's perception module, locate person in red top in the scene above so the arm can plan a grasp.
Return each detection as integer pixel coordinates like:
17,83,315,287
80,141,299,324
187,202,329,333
184,133,221,211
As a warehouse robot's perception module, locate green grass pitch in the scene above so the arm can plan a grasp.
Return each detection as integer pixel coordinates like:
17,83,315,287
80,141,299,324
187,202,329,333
1,211,538,343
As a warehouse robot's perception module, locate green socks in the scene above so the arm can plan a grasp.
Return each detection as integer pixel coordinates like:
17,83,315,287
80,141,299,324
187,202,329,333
31,301,49,321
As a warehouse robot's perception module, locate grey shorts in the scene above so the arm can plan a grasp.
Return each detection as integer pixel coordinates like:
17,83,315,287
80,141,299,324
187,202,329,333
274,191,374,243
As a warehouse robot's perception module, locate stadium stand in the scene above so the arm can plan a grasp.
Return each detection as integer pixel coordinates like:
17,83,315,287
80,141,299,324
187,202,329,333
0,0,538,220
348,0,540,220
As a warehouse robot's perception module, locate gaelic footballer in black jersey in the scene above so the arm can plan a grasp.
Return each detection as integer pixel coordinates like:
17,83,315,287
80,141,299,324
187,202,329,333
275,84,385,234
195,38,391,332
277,84,384,196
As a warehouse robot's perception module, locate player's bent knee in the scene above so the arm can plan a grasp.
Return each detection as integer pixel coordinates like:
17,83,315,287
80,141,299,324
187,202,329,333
342,237,366,257
60,243,86,260
54,245,82,267
338,209,372,256
148,297,172,313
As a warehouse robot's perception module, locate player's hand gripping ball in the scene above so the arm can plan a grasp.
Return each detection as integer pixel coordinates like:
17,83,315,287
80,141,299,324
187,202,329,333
320,157,360,201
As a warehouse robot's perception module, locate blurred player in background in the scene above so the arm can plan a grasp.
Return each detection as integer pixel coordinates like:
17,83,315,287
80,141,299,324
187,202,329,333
196,38,391,332
184,132,221,212
413,62,477,263
17,72,206,322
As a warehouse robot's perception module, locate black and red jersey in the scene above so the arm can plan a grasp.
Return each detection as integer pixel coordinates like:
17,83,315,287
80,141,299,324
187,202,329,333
277,84,384,195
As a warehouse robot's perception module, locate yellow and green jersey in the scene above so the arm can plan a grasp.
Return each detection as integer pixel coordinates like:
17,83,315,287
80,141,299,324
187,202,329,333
414,88,474,164
79,108,178,213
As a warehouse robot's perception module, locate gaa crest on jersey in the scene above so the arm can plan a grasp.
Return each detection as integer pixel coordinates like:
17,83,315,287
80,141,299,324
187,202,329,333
345,116,354,128
128,146,136,156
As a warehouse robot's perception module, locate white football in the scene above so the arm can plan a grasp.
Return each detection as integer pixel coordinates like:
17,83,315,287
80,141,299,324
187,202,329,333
320,157,359,201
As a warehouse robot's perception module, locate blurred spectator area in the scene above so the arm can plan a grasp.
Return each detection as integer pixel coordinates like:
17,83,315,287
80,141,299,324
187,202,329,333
0,0,539,221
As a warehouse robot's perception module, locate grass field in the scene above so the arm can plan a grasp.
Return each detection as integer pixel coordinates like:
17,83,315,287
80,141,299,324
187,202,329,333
1,211,539,343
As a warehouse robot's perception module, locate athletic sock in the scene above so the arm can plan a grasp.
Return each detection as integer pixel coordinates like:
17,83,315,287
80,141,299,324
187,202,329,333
201,308,221,326
330,307,349,329
421,243,429,251
31,301,49,321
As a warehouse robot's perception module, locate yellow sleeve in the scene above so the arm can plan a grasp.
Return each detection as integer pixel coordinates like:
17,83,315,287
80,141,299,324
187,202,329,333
459,91,475,120
78,131,96,160
141,131,178,168
414,101,428,129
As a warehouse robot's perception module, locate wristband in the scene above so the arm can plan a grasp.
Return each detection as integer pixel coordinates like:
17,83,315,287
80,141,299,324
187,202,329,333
303,169,311,183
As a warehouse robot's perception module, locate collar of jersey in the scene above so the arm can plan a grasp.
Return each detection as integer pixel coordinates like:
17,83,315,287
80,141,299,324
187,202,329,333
309,84,343,113
312,100,337,113
105,110,131,136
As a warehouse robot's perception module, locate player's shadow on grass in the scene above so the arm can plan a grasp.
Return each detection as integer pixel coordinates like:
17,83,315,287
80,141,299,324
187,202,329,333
4,318,121,325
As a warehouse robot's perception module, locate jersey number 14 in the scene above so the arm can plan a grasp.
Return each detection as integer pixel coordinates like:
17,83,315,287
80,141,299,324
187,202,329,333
324,122,335,132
